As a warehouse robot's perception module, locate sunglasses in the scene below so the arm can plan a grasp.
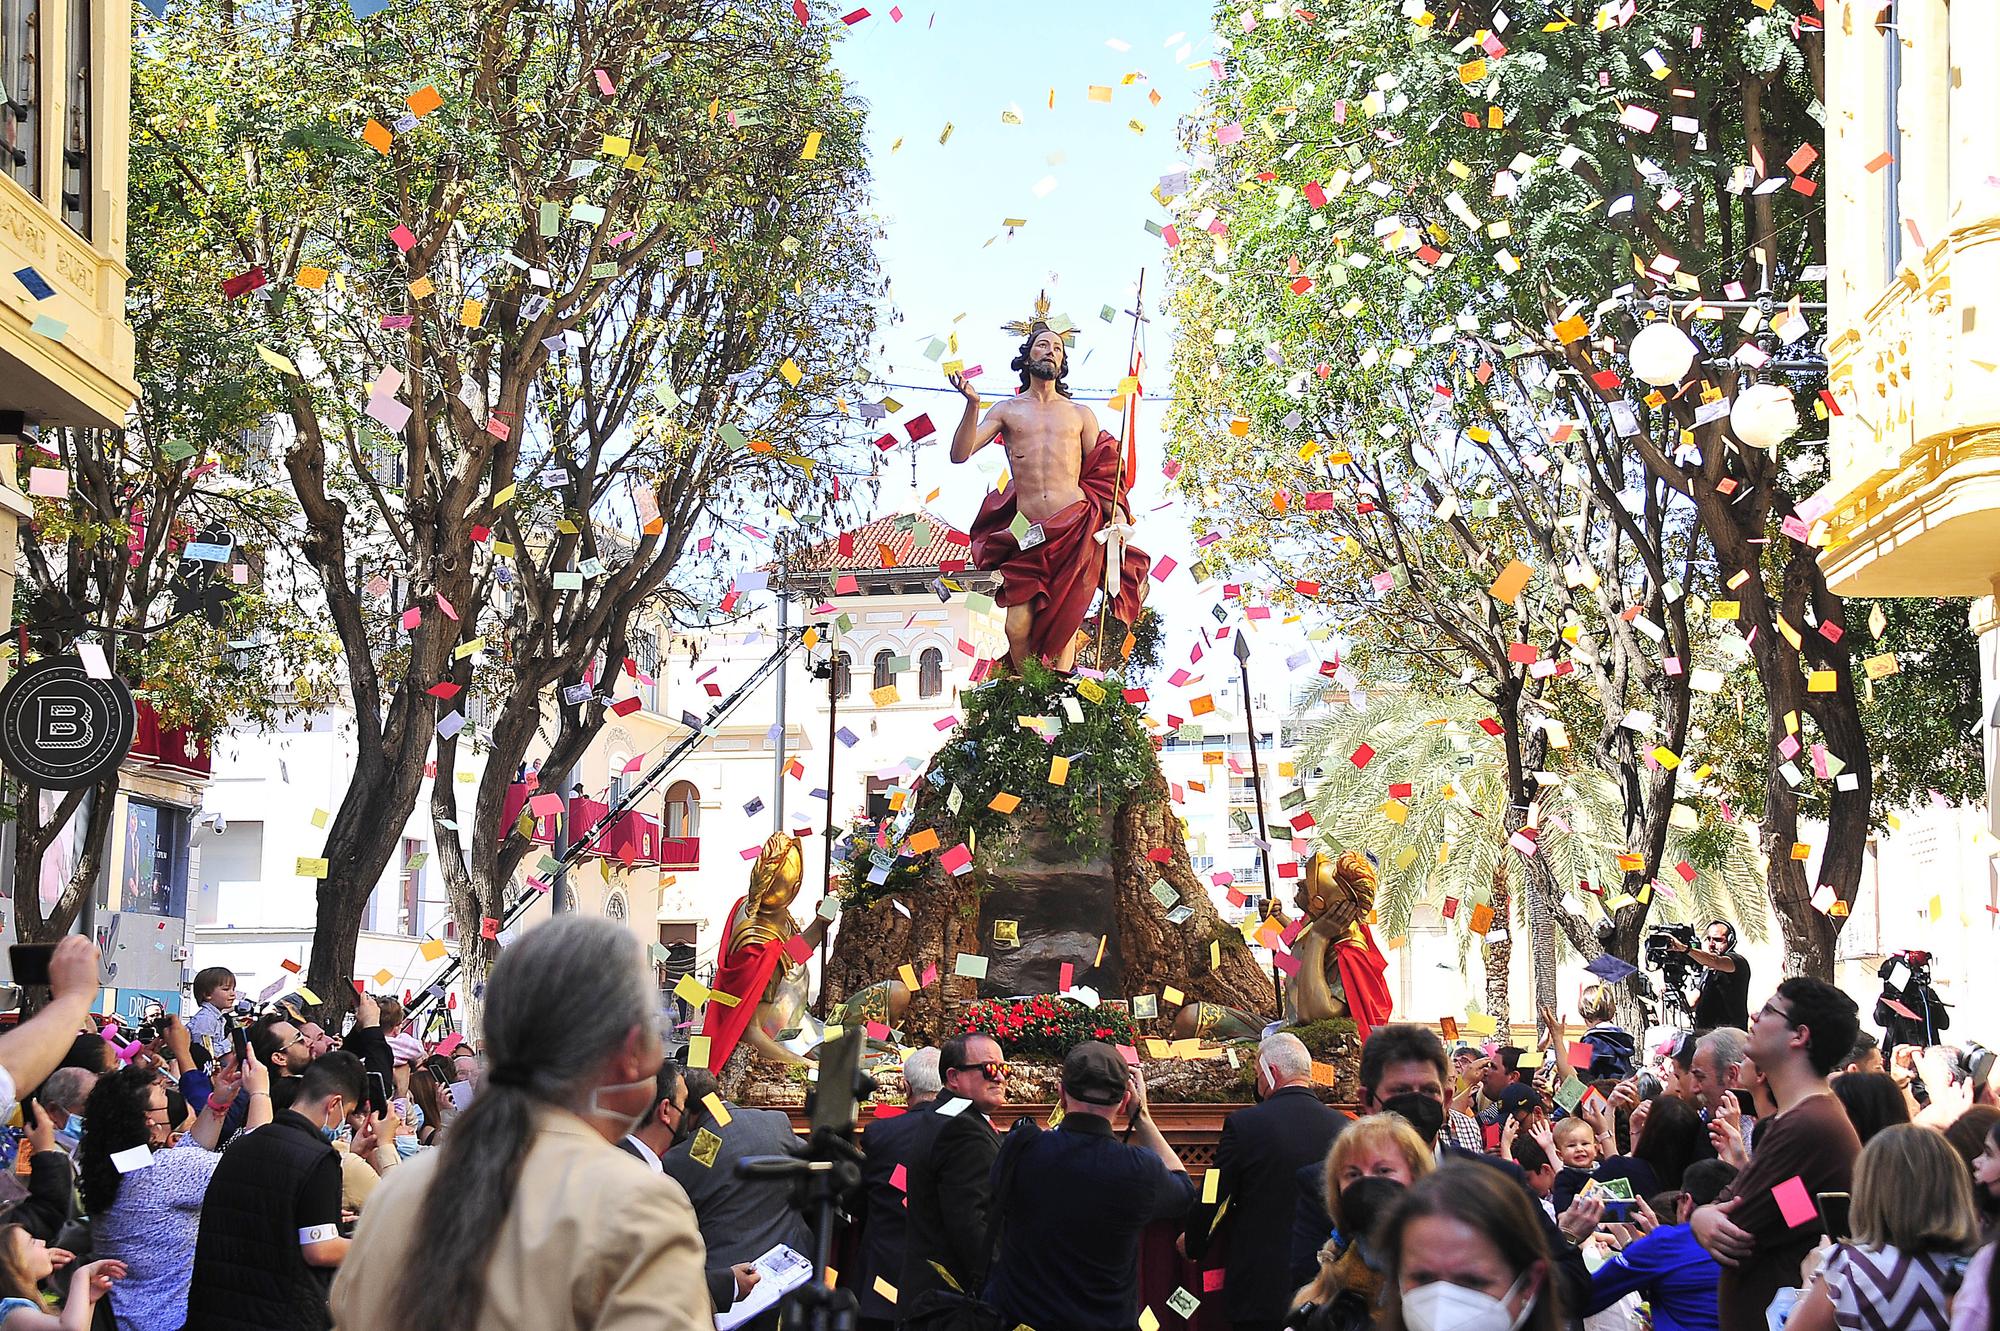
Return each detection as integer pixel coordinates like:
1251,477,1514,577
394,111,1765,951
949,1060,1008,1082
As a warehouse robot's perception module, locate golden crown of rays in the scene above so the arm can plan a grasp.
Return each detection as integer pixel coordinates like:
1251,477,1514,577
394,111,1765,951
1002,290,1076,345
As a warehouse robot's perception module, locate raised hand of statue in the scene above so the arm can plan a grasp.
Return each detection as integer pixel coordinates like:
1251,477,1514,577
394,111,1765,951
947,370,979,406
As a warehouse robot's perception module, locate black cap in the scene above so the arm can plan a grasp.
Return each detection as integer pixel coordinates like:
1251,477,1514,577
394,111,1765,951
1496,1082,1544,1116
1062,1041,1130,1106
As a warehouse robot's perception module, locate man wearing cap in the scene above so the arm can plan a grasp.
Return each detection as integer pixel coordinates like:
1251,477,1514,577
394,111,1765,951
984,1043,1195,1331
1183,1032,1345,1331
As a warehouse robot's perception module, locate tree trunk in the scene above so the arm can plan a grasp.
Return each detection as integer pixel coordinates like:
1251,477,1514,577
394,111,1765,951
1113,773,1277,1016
10,776,119,944
1484,866,1512,1026
303,749,431,1021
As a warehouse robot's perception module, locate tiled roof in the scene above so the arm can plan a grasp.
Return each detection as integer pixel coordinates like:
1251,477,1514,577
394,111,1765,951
785,510,971,574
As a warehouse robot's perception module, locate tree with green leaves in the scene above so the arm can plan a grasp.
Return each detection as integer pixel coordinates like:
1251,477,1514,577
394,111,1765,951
131,0,883,1015
7,111,343,944
1161,0,1977,980
1292,689,1765,1026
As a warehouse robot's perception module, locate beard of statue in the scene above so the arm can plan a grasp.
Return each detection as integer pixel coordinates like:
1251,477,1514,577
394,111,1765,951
1012,325,1072,396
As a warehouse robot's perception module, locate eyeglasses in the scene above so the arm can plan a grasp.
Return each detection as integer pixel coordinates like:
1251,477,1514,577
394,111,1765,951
1756,1000,1795,1027
948,1061,1008,1082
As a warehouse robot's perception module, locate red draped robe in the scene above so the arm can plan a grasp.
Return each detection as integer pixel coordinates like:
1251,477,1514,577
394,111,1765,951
699,897,788,1071
969,430,1150,667
1334,924,1395,1041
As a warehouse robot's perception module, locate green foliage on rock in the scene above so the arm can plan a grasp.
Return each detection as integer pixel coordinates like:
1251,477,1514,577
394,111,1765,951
924,659,1158,867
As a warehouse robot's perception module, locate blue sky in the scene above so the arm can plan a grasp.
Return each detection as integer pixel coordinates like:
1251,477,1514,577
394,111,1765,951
829,1,1216,555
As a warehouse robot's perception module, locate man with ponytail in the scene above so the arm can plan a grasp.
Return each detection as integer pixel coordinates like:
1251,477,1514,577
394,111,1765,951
329,916,709,1331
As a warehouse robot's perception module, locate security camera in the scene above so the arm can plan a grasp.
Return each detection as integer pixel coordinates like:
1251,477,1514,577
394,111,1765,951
197,811,227,835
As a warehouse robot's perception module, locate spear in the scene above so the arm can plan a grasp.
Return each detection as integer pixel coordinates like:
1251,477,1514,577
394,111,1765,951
1094,268,1147,669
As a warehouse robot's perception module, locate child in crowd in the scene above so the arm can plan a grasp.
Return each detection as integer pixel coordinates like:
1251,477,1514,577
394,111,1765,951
1511,1136,1559,1220
185,966,237,1060
1576,983,1637,1081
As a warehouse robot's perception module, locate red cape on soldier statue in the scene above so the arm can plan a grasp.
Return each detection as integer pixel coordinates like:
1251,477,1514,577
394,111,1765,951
952,305,1149,671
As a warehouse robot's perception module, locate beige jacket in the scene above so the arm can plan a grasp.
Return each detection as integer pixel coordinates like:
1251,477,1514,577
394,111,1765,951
331,1107,713,1331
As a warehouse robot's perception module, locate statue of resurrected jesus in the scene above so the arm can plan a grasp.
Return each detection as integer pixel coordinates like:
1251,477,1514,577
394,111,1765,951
949,300,1150,673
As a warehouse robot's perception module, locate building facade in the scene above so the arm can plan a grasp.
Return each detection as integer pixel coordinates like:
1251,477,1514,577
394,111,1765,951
1816,0,2000,911
1,0,139,640
651,511,1004,973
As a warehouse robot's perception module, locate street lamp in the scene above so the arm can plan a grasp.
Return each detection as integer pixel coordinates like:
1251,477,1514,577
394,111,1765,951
1232,630,1283,1009
1628,321,1698,386
1729,383,1801,451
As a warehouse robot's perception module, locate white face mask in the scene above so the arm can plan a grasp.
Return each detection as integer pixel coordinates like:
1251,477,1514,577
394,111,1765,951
586,1076,657,1138
1401,1274,1532,1331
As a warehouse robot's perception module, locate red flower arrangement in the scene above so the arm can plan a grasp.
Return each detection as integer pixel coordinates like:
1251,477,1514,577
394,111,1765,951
957,995,1139,1060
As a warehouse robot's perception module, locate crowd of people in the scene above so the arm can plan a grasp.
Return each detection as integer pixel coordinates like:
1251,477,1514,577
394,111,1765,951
0,917,1996,1331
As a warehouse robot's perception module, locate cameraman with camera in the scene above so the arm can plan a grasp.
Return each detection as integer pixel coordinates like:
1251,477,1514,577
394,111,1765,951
1669,921,1752,1031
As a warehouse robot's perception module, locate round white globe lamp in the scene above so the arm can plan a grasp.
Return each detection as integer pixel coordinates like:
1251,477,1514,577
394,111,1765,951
1729,383,1800,451
1628,321,1698,386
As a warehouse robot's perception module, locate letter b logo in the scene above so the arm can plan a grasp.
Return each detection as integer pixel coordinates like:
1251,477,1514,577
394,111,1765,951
35,698,94,752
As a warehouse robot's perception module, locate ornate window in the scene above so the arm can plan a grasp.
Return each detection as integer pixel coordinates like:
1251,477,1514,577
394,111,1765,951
59,0,87,238
871,649,894,694
1,0,39,196
832,650,852,700
664,781,700,838
603,890,628,923
918,647,944,698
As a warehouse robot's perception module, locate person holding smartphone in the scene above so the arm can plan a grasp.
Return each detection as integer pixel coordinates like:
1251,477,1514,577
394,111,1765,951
0,939,104,1123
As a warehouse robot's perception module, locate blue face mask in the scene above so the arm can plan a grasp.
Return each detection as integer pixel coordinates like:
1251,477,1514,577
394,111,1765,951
63,1115,83,1139
320,1124,341,1144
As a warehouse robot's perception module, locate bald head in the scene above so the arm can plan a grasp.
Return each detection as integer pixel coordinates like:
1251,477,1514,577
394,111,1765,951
38,1067,97,1121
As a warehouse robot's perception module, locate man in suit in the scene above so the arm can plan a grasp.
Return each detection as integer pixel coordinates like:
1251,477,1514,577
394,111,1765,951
899,1033,1008,1329
1185,1033,1346,1331
664,1068,812,1331
618,1060,759,1315
852,1048,942,1331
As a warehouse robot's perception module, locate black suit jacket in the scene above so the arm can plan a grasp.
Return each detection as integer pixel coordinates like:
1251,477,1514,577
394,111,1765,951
615,1136,736,1313
1184,1088,1347,1322
899,1096,1001,1313
852,1101,937,1320
1289,1158,1333,1292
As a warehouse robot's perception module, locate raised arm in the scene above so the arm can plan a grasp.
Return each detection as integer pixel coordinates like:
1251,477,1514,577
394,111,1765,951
948,374,1003,463
0,938,101,1101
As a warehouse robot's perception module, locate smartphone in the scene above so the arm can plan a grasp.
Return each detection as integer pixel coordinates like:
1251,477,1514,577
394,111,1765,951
1599,1199,1637,1223
8,944,54,987
230,1024,248,1066
1818,1192,1852,1242
365,1072,389,1120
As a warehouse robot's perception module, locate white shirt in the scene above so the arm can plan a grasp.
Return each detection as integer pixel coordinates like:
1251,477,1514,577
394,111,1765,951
624,1133,665,1173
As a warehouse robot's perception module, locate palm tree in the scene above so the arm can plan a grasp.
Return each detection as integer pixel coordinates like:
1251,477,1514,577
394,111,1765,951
1293,690,1766,1027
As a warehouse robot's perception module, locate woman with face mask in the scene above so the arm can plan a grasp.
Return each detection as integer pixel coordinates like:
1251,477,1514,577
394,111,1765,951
1378,1163,1561,1331
329,915,710,1331
1289,1115,1436,1331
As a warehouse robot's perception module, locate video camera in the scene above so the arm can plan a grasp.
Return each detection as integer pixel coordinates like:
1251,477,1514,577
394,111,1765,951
733,1027,876,1331
1643,923,1702,1018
